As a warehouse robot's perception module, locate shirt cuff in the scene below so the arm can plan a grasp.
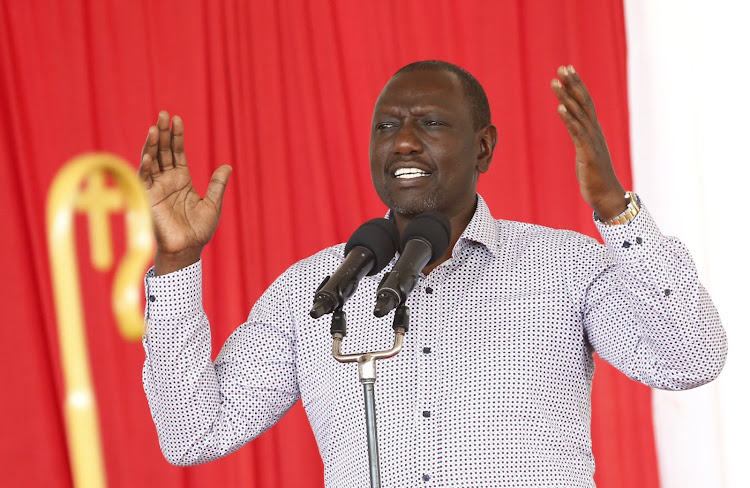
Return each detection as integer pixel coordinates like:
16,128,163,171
595,199,664,264
144,260,203,321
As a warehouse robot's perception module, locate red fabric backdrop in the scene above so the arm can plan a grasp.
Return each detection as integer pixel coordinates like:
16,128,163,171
0,0,658,486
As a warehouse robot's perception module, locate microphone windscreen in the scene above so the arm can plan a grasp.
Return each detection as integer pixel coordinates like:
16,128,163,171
344,218,399,275
400,211,452,264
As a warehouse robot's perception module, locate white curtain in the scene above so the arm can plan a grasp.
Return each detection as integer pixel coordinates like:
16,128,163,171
624,1,750,486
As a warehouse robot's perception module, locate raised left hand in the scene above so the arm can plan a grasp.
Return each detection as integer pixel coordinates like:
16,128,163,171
551,65,626,221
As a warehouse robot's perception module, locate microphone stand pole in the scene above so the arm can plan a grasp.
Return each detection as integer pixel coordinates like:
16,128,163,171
330,306,410,488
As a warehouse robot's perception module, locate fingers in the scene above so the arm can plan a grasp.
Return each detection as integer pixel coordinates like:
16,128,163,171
138,153,162,186
138,126,160,185
156,110,174,170
141,125,158,169
136,155,149,183
205,165,233,206
171,115,187,167
551,65,597,128
139,111,186,185
555,102,586,147
558,65,595,116
552,82,585,145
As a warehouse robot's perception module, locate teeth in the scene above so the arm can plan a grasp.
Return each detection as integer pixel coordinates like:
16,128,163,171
394,167,430,179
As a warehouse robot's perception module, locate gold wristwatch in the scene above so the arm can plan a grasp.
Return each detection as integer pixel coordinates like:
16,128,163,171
596,191,640,226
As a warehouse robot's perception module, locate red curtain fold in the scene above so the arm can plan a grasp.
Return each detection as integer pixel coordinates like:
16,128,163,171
0,0,657,486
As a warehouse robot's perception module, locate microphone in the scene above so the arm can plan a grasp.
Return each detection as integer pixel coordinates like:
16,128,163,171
310,218,399,318
373,211,451,317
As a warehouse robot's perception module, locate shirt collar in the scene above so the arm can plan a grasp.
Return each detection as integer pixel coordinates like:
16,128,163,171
453,194,502,258
385,194,502,258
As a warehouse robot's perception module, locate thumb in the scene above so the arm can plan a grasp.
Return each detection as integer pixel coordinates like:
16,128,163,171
205,165,233,206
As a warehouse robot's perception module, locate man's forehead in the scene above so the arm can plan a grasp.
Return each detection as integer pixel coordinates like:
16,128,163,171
375,69,465,108
383,69,460,92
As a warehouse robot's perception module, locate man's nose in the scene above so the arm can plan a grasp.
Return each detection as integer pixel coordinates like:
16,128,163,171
393,124,422,154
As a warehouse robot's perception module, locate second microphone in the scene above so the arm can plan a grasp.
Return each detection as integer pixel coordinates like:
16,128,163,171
374,211,451,317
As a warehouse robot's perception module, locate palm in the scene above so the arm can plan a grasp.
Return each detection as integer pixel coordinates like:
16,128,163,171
138,111,232,273
147,167,219,252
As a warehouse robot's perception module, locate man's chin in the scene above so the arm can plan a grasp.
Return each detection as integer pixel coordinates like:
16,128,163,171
386,194,441,217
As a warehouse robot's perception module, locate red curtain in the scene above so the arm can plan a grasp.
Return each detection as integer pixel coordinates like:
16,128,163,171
0,1,658,486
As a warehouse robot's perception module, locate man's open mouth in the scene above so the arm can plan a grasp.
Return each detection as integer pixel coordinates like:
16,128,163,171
394,168,431,179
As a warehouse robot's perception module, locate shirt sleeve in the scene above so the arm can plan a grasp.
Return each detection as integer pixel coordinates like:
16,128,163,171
142,261,300,466
580,201,727,390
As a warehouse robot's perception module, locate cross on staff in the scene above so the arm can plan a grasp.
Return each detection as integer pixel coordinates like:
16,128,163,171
74,171,125,270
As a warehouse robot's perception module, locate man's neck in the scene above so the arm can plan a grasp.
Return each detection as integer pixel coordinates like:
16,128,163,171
391,196,478,275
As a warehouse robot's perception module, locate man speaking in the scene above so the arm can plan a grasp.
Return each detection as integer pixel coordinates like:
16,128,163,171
139,61,726,487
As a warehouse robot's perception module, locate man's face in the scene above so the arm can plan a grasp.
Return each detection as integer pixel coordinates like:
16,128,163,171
369,70,490,220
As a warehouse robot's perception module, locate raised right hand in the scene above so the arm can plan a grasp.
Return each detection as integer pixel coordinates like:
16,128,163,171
138,111,232,275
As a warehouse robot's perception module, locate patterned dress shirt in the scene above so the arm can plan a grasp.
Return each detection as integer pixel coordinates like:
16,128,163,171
142,195,726,487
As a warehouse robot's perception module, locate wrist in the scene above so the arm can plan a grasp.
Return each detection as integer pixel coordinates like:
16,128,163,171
154,248,202,275
590,186,627,221
595,191,640,226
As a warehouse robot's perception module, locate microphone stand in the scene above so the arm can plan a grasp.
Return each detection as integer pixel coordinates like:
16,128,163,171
329,306,410,488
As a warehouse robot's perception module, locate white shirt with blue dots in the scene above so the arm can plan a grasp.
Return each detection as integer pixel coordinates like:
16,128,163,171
142,195,726,487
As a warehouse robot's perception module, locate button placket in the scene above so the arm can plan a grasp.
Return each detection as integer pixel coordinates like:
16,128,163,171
417,278,440,484
428,271,451,485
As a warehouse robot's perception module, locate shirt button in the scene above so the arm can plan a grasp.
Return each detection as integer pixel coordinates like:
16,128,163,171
148,295,156,303
422,410,431,418
425,287,433,294
422,474,431,481
423,347,431,354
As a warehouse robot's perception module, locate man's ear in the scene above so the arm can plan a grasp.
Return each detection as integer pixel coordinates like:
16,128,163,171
476,124,498,174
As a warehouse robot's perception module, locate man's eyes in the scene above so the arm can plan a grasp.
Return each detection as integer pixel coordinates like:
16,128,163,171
375,122,396,130
374,120,445,130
